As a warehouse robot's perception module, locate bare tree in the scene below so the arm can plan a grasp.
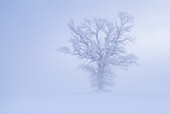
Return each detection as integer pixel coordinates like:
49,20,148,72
58,12,137,91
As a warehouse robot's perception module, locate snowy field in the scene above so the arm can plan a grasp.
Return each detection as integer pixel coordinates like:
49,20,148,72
1,92,170,114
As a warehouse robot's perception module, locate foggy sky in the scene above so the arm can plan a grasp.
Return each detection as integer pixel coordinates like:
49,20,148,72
1,0,170,97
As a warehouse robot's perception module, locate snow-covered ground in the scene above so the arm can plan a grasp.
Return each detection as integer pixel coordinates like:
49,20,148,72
1,92,170,114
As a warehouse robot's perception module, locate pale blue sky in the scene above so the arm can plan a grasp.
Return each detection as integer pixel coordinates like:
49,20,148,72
1,0,170,97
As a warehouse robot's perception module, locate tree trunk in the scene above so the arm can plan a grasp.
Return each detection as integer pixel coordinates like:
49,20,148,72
97,63,105,91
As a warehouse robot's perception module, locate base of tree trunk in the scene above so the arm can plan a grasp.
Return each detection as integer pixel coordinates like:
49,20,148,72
94,89,112,93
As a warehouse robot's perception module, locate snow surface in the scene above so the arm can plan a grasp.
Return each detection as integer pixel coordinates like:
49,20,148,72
1,92,170,114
